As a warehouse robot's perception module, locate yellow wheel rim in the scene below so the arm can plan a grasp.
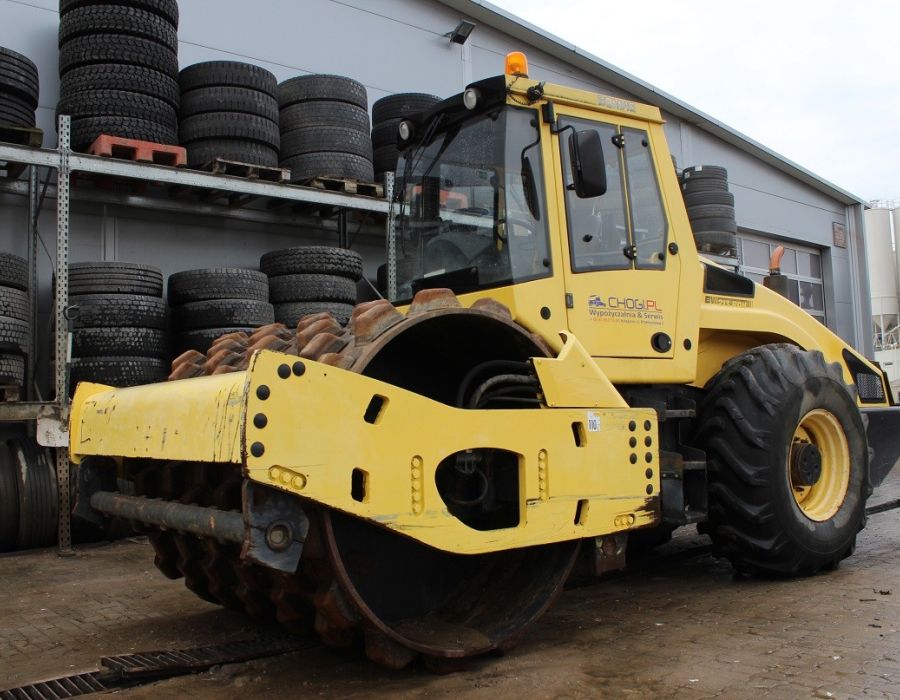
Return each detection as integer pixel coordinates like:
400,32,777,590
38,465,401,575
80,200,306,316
789,409,850,521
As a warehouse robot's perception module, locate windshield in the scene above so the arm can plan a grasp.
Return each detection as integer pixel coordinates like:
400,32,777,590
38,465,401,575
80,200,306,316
390,106,550,302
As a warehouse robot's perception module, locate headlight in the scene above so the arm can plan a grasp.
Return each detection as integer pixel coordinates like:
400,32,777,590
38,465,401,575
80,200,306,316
398,120,414,142
463,88,480,110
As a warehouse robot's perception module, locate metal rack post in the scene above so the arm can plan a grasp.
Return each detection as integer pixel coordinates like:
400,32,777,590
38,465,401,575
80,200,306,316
384,172,396,300
54,115,72,555
26,165,39,401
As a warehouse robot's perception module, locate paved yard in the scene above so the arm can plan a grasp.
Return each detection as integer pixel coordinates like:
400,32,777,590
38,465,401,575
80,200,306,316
1,472,897,699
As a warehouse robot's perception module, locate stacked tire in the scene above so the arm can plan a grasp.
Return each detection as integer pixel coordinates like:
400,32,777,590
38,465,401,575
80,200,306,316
69,262,169,391
0,253,31,391
260,247,361,327
681,165,737,257
277,74,373,184
169,268,274,354
371,92,440,180
178,61,280,169
0,46,39,128
57,0,180,151
0,437,57,552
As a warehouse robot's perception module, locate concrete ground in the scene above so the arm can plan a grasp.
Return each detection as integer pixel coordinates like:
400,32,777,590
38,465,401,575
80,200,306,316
1,472,898,699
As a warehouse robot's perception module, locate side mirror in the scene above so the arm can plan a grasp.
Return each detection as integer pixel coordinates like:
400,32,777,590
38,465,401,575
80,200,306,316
569,129,607,198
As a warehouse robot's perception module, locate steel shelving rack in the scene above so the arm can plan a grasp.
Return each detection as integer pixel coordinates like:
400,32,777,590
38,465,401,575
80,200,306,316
0,116,395,552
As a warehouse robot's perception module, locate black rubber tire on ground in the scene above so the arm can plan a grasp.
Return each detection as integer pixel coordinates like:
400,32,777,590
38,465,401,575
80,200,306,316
278,74,367,109
58,35,178,77
59,6,178,48
274,301,353,327
172,298,274,330
373,144,399,175
682,165,728,181
69,355,168,389
280,126,373,160
260,246,363,279
71,293,167,329
281,152,373,184
69,262,163,297
179,62,277,97
268,273,358,304
683,190,735,208
0,96,36,128
174,327,256,354
59,0,179,26
184,139,279,168
0,48,39,108
0,316,30,354
372,92,441,123
167,268,269,305
0,253,28,291
371,119,401,148
58,89,177,125
178,112,280,149
693,231,737,254
72,326,168,359
0,287,29,321
179,87,279,122
691,217,738,235
70,116,177,150
0,441,19,552
687,204,736,220
60,64,180,109
279,101,369,134
696,344,869,576
0,353,24,385
9,437,57,550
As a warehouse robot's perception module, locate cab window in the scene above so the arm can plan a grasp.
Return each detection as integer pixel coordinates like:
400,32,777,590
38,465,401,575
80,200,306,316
560,118,668,272
622,128,667,269
560,118,629,271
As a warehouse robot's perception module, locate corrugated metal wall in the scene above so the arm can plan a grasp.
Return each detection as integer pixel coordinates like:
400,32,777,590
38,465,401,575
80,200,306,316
0,0,868,355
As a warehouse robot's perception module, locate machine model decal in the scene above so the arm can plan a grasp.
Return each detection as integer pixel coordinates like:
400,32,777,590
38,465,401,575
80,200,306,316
704,294,753,309
587,294,664,325
597,95,636,113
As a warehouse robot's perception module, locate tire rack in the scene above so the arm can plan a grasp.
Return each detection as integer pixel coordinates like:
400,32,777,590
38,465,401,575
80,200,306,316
0,115,394,553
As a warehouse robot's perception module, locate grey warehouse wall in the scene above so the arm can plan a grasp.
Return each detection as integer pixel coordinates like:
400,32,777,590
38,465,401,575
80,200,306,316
0,0,869,353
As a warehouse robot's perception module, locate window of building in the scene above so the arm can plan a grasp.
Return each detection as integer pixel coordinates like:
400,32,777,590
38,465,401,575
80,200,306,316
737,235,826,325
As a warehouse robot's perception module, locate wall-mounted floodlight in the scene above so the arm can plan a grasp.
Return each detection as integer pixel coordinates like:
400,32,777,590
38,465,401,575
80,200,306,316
445,20,476,45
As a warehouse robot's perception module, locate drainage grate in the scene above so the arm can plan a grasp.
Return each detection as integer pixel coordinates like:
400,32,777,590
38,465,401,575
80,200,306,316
0,672,107,699
1,636,311,698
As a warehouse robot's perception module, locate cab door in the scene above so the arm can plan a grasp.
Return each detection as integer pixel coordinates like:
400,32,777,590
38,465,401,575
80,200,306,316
554,113,681,359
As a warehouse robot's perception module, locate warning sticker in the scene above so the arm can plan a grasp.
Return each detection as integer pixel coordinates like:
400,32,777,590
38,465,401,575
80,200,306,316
587,412,601,432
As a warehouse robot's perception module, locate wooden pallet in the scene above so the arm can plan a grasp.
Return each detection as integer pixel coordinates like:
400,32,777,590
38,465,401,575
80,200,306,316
306,176,383,198
198,158,291,183
88,134,187,166
0,124,44,180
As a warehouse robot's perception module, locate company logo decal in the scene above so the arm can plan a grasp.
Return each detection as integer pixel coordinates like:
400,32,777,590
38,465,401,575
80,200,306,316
587,294,664,325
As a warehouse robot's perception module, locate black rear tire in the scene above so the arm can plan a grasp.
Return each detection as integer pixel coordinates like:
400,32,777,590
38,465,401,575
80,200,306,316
179,61,277,96
167,268,269,305
696,344,868,576
0,253,28,291
0,441,19,552
69,262,163,297
278,74,367,109
59,35,178,76
260,246,363,279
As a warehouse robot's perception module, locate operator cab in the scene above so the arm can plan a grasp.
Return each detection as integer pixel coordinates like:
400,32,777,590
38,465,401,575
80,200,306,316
389,53,686,362
391,100,552,302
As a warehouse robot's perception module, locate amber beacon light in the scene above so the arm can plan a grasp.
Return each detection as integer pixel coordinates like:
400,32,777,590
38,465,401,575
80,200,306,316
505,51,529,77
